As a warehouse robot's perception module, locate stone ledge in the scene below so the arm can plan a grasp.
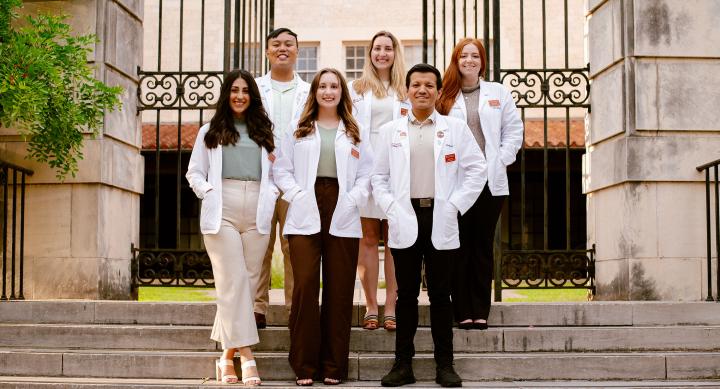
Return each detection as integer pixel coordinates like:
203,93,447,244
5,301,720,326
0,140,143,194
585,137,720,192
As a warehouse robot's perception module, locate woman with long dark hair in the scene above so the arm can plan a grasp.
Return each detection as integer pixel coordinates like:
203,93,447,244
349,31,410,332
273,68,372,385
436,38,524,330
186,69,278,384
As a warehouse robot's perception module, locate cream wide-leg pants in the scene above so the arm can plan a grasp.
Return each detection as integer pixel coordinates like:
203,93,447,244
203,179,269,349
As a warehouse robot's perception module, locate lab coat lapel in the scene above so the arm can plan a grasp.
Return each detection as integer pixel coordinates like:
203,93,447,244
433,115,447,167
454,93,468,121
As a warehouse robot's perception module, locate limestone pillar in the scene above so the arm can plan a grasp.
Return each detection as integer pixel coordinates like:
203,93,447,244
1,0,144,299
586,0,720,300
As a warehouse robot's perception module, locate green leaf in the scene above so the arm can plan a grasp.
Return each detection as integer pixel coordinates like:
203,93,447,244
0,0,123,180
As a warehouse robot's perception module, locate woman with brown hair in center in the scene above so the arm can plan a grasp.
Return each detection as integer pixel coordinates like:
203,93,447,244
273,68,372,385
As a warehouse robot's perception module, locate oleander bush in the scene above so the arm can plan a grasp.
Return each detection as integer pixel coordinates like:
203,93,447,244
0,0,123,179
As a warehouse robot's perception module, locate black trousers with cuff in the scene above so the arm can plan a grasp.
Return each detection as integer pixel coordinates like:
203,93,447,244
451,184,506,322
391,200,456,368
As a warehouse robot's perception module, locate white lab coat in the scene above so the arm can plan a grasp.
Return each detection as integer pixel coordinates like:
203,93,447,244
371,113,487,250
348,80,411,219
255,72,311,135
273,120,372,238
186,123,280,235
446,80,524,196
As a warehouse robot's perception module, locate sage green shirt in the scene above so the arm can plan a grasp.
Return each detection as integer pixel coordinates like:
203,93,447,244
271,78,298,135
221,120,262,181
316,124,338,178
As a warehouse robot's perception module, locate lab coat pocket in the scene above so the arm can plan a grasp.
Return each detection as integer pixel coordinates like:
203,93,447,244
288,190,320,231
331,192,361,234
385,204,402,245
200,190,221,232
256,186,279,234
385,203,416,248
443,201,460,244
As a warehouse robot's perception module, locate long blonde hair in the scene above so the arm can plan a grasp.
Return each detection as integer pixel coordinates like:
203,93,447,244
295,68,361,145
352,31,408,101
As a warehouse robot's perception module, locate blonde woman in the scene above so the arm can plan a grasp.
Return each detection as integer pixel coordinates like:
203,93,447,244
349,31,410,331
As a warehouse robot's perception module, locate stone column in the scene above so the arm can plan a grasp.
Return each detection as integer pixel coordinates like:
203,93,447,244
1,0,144,299
586,0,720,300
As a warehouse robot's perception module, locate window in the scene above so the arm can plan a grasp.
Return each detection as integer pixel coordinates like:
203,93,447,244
344,45,366,80
297,45,318,82
403,43,435,68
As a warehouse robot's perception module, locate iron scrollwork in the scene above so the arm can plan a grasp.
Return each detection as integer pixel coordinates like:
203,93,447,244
132,247,214,287
500,67,590,108
500,247,595,291
137,70,224,111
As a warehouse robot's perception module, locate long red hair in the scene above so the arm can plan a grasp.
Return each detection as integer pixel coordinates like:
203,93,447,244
436,38,487,115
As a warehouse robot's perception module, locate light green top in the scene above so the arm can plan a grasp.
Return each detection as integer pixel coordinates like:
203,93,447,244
316,124,338,178
221,120,262,181
271,78,298,136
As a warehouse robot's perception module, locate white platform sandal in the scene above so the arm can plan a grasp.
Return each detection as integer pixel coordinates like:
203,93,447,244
241,359,261,386
215,358,238,384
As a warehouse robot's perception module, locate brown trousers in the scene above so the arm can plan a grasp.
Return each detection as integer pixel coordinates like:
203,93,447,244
287,177,359,381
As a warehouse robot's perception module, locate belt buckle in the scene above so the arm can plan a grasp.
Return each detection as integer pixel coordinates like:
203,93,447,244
419,198,432,208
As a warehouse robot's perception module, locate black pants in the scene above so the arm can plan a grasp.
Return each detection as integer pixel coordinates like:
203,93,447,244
391,202,456,368
452,185,506,321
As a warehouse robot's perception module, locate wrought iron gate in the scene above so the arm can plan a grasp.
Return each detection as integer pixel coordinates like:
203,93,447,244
133,0,273,290
134,0,593,298
420,0,594,300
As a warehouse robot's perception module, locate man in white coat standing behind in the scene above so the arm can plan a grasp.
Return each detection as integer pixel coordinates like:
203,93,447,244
372,64,486,387
254,27,311,328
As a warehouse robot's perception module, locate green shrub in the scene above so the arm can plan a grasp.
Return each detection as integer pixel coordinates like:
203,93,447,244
0,0,123,179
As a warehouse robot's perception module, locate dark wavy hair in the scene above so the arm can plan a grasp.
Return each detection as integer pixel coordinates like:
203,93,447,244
204,69,274,152
295,68,361,145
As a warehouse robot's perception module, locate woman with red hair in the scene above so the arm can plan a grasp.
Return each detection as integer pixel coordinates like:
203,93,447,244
436,38,523,330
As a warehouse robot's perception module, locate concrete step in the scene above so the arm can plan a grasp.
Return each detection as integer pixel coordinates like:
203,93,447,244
1,349,720,381
3,300,720,327
2,324,720,353
3,377,720,389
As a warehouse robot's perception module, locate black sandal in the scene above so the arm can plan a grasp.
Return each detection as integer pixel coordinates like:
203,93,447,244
473,321,489,330
458,320,474,330
296,378,313,386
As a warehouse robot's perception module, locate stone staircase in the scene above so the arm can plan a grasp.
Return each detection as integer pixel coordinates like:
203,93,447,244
1,301,720,388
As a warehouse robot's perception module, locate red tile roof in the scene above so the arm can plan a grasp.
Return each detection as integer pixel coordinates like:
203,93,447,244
142,118,586,151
